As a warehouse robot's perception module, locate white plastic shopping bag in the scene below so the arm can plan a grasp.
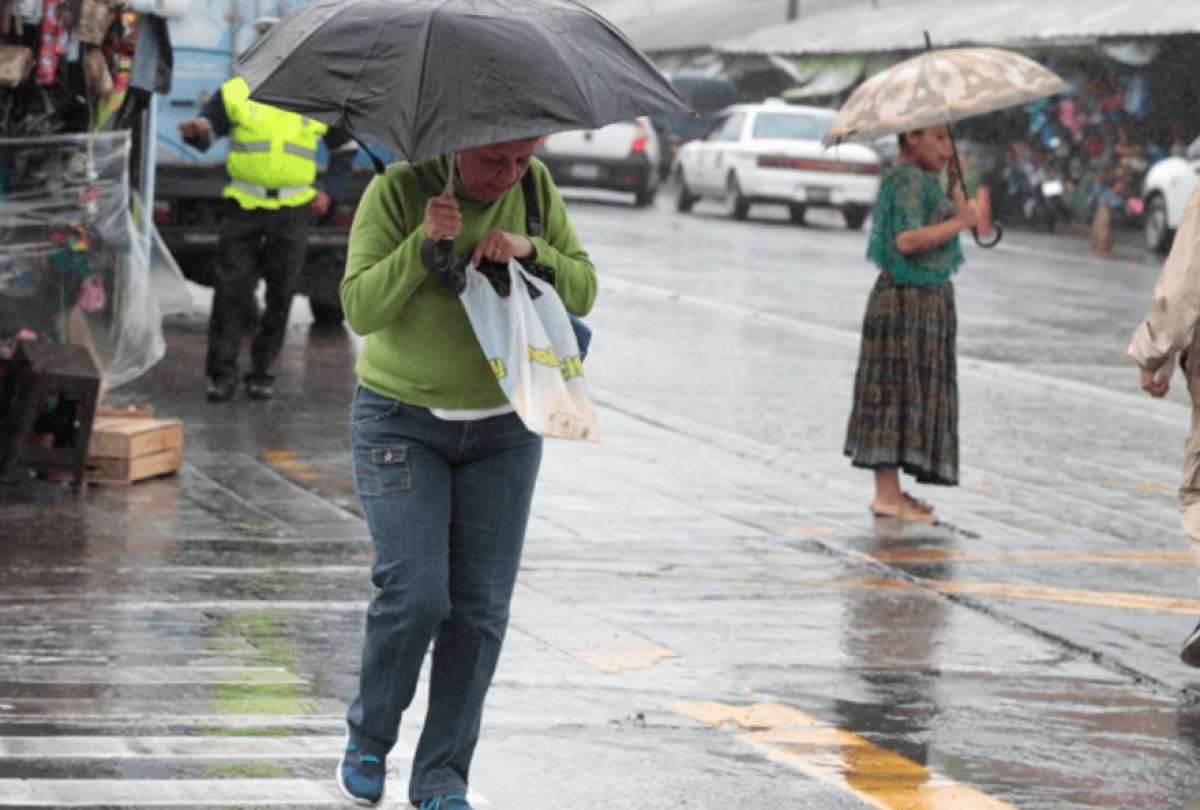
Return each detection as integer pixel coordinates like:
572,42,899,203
460,262,601,442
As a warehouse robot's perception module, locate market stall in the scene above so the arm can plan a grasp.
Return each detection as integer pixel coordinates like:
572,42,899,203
0,0,184,486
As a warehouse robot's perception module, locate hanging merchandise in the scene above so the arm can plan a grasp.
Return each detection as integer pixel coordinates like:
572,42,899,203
0,43,33,87
34,0,66,85
77,0,116,45
94,11,135,129
17,0,41,22
1123,73,1150,120
81,45,113,101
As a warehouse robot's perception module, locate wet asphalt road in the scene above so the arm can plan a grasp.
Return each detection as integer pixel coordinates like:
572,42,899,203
4,185,1200,808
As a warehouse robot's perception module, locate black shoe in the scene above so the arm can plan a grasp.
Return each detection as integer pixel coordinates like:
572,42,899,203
245,379,274,400
1182,622,1200,667
206,378,237,402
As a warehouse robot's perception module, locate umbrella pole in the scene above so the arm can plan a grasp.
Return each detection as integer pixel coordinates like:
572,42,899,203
923,31,1003,248
444,151,456,197
435,152,457,269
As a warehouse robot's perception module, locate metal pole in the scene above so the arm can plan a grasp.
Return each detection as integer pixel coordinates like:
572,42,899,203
140,94,158,262
227,1,243,68
787,0,799,21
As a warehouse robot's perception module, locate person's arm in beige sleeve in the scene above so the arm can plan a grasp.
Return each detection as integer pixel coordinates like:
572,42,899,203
1130,184,1200,394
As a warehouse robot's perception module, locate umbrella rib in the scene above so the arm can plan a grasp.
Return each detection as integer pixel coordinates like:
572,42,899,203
342,8,390,136
410,4,442,159
917,51,955,132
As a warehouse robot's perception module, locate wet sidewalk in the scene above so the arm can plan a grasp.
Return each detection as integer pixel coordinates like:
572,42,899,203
3,301,1200,808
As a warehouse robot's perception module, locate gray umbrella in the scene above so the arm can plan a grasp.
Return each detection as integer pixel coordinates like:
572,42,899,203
234,0,691,163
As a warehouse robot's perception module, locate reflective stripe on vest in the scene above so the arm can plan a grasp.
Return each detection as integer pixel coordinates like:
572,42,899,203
283,143,317,160
220,76,327,210
231,141,271,153
229,179,312,201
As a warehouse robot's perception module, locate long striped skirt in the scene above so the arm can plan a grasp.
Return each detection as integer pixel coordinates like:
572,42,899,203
843,272,958,486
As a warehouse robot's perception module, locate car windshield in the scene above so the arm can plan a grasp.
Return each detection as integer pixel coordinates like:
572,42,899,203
752,112,832,141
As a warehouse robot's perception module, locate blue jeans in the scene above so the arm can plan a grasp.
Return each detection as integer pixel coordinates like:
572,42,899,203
345,386,542,801
568,313,591,360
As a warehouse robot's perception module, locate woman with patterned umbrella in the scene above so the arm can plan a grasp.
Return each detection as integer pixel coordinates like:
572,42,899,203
838,43,1069,523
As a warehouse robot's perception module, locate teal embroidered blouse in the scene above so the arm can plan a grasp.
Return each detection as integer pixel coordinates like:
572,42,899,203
866,163,964,286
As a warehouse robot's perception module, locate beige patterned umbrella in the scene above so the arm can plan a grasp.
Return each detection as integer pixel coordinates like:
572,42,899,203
823,47,1071,146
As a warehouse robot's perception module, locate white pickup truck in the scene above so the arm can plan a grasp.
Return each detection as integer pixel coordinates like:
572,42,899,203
1142,137,1200,254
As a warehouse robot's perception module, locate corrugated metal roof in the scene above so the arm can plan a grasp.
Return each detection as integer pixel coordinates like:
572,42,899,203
718,0,1200,55
585,0,796,53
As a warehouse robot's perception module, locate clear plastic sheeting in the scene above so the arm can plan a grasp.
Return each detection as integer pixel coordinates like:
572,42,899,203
0,131,166,389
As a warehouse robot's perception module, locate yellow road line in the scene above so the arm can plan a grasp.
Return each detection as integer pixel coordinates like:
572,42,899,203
261,450,320,482
672,701,1018,809
930,580,1200,614
512,584,678,674
869,548,1191,565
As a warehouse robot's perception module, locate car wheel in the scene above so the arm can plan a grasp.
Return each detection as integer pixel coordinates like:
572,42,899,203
1145,195,1174,255
675,170,697,213
309,297,344,328
788,204,807,225
725,173,749,221
634,181,657,208
843,206,868,231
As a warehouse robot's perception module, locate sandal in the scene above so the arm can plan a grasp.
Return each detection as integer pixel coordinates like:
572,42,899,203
902,491,934,514
869,500,937,524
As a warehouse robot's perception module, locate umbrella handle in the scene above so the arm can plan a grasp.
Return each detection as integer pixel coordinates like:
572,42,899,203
946,125,1004,249
923,33,1005,251
972,221,1003,248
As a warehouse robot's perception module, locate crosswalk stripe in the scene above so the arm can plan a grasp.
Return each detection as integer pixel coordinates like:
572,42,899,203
0,713,347,727
0,735,410,759
511,583,678,673
0,666,305,685
0,777,482,806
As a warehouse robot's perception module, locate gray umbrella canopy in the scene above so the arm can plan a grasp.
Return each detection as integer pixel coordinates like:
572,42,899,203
235,0,691,162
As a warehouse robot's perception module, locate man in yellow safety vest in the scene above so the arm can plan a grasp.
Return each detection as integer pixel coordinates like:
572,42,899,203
178,18,357,401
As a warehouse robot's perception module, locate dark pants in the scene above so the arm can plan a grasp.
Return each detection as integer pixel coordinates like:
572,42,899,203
205,201,309,385
345,386,542,803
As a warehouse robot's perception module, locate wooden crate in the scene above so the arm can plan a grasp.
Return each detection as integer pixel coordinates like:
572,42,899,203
87,417,183,485
96,404,155,419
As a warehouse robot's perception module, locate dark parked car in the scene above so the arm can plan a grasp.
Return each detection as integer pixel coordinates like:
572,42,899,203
653,74,738,178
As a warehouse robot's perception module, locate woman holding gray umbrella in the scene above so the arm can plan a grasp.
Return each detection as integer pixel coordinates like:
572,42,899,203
336,139,595,809
843,126,981,523
231,3,688,806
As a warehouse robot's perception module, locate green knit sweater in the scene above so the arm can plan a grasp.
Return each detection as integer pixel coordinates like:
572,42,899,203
341,156,597,409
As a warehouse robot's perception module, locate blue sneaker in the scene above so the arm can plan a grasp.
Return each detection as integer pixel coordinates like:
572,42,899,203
412,797,472,809
336,740,385,806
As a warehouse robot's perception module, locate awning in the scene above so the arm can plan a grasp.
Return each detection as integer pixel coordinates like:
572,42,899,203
583,0,793,53
718,0,1200,55
782,66,862,100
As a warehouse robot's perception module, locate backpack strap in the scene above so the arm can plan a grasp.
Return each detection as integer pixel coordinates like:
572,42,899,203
411,161,441,198
522,169,541,237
